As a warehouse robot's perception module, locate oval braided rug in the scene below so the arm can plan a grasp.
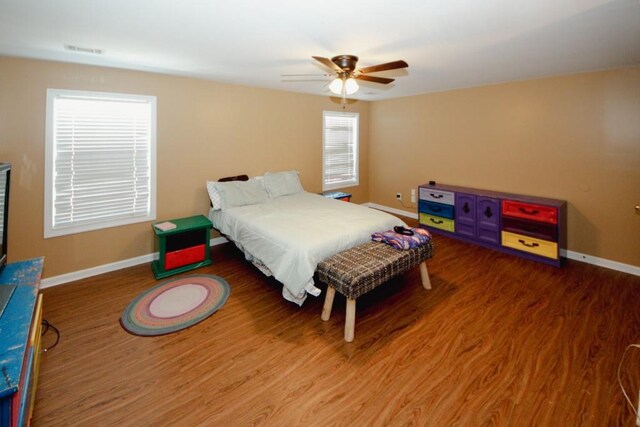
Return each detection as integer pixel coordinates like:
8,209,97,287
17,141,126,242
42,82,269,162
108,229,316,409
120,274,230,336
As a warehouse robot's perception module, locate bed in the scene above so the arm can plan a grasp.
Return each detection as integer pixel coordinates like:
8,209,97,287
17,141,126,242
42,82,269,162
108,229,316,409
207,171,406,305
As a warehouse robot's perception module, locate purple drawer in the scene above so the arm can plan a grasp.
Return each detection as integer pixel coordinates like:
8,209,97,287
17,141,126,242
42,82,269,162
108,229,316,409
478,227,500,245
456,222,476,239
502,217,558,242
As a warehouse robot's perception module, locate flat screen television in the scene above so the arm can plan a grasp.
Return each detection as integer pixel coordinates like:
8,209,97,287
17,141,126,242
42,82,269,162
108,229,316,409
0,163,10,275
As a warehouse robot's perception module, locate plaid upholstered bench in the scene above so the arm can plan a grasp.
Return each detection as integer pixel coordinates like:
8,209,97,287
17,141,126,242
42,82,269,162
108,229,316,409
317,241,434,342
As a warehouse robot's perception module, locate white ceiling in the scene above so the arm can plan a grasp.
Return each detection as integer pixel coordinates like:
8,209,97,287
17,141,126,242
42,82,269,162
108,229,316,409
1,0,639,100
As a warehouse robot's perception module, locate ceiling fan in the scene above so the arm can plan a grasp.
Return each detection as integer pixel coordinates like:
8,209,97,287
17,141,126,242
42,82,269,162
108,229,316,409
311,55,409,96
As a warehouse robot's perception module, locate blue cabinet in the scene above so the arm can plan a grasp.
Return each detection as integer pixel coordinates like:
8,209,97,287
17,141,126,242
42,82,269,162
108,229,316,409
0,258,44,427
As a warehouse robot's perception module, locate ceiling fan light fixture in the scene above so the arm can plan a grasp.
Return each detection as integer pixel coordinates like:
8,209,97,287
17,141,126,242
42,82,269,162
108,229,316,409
344,77,359,95
329,77,344,94
329,76,359,95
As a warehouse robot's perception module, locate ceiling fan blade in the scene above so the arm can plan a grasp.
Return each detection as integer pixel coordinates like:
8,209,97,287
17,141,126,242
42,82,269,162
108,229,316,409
281,79,332,83
312,56,343,72
281,73,332,77
356,74,395,84
357,60,408,74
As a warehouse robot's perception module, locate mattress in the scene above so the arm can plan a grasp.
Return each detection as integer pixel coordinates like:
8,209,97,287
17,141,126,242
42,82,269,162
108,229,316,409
209,192,405,305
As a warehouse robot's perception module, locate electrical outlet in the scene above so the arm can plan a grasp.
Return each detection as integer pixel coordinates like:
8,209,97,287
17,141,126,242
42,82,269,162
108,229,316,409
396,192,402,201
411,189,416,203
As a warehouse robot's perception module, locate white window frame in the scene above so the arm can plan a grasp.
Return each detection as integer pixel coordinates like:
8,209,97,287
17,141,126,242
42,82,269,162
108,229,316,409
44,89,157,238
322,111,359,191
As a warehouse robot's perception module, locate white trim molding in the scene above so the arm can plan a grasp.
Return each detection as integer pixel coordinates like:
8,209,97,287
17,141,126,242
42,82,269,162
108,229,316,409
560,249,640,276
40,236,228,289
366,202,639,277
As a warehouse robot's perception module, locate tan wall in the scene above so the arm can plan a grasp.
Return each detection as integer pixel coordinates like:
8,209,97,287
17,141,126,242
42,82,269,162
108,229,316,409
369,67,640,267
0,57,370,278
2,57,637,277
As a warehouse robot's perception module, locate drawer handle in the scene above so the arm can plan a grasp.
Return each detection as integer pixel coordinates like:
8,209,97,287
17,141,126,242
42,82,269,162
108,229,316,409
484,207,493,218
430,206,442,212
430,193,444,199
518,207,540,215
463,202,470,214
518,239,539,248
430,218,444,224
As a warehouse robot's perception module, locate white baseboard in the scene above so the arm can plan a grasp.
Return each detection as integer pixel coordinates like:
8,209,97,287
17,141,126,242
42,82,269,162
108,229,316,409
366,202,640,277
561,249,640,276
40,236,229,289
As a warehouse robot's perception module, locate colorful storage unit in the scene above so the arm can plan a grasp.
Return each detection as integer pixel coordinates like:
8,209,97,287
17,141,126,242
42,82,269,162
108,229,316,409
418,183,565,266
0,257,44,427
152,215,213,279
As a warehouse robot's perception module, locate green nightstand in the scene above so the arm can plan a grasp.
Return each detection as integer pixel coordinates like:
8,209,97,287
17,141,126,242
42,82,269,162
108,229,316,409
151,215,213,279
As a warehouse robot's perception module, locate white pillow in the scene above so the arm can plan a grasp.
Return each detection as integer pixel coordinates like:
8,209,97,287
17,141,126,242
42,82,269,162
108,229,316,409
248,176,264,188
206,181,223,210
214,179,269,210
207,177,266,210
263,170,304,198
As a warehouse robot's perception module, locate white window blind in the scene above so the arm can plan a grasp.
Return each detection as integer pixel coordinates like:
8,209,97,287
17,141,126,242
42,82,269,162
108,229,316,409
44,89,156,238
323,111,359,191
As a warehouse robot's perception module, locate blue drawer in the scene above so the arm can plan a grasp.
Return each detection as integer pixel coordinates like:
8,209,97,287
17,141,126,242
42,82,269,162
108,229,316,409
418,200,455,219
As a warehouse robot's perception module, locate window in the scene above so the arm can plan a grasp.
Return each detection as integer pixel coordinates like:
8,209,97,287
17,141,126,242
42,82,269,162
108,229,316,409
44,89,156,238
322,111,359,191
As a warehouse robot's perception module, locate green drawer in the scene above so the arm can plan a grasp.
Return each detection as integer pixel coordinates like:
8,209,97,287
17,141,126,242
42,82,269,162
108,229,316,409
420,213,455,232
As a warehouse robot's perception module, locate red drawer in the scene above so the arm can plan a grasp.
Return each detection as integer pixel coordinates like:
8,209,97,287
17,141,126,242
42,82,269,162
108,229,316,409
502,200,558,224
165,244,205,270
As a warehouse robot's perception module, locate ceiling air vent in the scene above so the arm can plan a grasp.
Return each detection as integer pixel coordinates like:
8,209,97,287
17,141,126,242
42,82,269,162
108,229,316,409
64,44,104,55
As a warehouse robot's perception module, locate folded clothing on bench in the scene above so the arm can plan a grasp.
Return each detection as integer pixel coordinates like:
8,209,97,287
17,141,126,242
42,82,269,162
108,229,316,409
371,227,432,250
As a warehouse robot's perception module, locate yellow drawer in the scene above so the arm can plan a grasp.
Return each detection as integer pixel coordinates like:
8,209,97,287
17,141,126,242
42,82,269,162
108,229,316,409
501,231,558,259
29,294,43,346
420,213,455,232
29,294,44,421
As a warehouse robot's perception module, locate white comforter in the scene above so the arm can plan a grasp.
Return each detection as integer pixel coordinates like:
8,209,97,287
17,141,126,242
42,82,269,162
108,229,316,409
210,192,405,305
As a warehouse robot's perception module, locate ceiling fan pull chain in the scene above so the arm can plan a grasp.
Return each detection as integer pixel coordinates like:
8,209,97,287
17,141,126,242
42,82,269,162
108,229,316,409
341,79,347,110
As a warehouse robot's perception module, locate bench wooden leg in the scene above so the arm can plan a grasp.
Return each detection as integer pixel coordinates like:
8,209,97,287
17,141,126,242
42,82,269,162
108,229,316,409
321,286,336,321
345,298,356,342
420,261,431,290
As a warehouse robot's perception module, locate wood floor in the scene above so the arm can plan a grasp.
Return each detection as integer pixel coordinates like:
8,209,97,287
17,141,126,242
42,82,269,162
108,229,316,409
33,232,640,426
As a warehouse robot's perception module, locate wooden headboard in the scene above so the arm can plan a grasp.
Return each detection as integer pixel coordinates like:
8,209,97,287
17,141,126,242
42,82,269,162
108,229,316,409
218,174,249,182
